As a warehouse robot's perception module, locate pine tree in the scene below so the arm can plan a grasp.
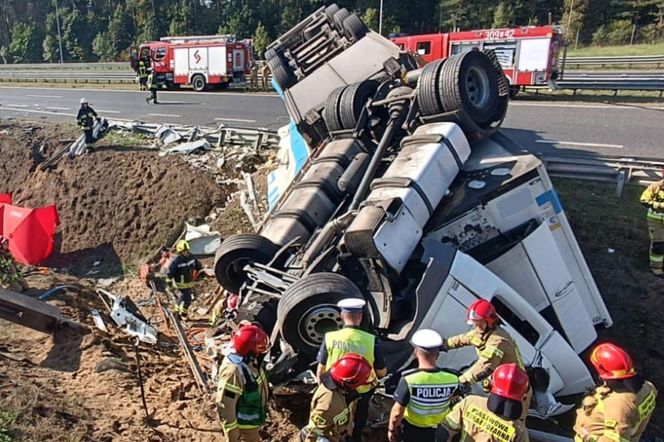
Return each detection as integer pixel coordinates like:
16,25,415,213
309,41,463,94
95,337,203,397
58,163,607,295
253,21,270,59
493,2,515,27
8,21,43,63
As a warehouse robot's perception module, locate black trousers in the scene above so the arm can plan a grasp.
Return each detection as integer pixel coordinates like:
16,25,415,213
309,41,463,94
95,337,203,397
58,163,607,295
83,129,94,144
149,89,158,103
177,288,193,310
352,390,373,441
399,421,436,442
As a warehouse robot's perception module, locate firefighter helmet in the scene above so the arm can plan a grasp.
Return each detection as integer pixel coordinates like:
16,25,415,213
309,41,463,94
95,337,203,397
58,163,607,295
590,343,636,380
466,299,498,327
329,353,372,390
232,323,270,357
175,240,190,253
491,363,530,401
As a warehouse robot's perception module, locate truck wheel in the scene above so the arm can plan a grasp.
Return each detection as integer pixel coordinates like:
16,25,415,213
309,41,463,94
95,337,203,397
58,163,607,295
268,56,296,89
277,273,365,358
342,15,368,42
191,74,207,92
214,234,279,293
439,51,499,124
323,85,347,133
417,59,446,116
265,48,278,62
333,9,350,32
339,80,378,130
324,4,340,22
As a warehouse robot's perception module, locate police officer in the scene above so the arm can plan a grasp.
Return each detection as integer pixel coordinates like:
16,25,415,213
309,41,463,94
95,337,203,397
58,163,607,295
574,343,657,441
166,240,204,319
76,98,99,149
303,353,373,442
146,69,159,104
317,298,387,441
0,236,29,293
138,59,148,91
439,363,530,442
388,329,459,442
640,179,664,274
216,323,270,442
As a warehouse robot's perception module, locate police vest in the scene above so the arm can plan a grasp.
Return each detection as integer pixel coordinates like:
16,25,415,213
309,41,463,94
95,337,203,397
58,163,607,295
402,369,459,428
324,328,376,394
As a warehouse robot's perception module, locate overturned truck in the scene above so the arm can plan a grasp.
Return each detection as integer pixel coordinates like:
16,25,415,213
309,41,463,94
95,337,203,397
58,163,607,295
214,4,612,404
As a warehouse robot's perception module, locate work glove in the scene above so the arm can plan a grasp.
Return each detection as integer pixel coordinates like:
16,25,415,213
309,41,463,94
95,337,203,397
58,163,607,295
456,381,472,397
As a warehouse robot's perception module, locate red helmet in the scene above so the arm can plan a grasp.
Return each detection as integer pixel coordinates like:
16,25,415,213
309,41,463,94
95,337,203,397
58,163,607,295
491,363,529,401
329,353,372,391
590,343,636,380
466,299,498,327
232,323,269,357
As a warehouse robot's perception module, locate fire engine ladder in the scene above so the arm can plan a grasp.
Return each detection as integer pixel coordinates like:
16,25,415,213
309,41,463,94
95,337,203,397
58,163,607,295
160,35,236,44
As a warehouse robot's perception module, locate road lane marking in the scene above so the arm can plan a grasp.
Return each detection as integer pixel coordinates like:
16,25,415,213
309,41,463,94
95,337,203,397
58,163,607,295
215,117,256,123
26,94,63,99
148,113,181,118
2,86,279,98
5,104,28,108
535,139,624,149
0,107,133,123
511,102,623,109
96,109,120,114
45,106,70,111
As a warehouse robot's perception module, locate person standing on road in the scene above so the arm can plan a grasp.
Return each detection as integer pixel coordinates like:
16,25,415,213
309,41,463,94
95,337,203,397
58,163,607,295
216,323,271,442
138,59,148,91
146,69,159,104
574,343,657,442
438,363,530,442
76,98,99,150
640,179,664,274
260,63,270,91
166,240,203,319
0,236,29,293
249,62,259,91
303,353,373,442
317,298,388,442
388,329,460,442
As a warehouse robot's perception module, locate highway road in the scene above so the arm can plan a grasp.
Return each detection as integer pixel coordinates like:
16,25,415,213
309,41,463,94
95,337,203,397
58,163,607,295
1,86,663,158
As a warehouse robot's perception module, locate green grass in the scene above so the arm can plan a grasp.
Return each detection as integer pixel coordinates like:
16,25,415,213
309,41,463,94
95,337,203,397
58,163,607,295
567,42,664,57
0,410,17,442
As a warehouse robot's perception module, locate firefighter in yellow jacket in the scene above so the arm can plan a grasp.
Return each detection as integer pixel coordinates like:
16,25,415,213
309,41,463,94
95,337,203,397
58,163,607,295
439,363,530,442
388,329,460,442
302,353,372,442
640,179,664,274
574,343,657,442
216,323,270,442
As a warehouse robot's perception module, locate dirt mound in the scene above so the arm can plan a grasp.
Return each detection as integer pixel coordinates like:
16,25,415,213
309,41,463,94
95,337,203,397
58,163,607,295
0,123,230,272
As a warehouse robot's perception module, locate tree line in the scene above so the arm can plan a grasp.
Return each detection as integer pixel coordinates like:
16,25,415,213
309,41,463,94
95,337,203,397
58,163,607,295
0,0,662,64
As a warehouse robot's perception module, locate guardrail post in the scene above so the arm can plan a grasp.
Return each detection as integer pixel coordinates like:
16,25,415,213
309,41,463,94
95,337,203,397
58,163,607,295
616,169,627,197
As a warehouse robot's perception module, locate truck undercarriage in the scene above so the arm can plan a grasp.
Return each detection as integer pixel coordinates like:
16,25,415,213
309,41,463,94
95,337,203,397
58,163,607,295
212,3,612,409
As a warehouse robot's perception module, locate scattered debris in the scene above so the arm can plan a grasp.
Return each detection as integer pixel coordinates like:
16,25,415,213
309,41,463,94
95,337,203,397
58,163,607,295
159,139,210,156
155,126,182,145
95,357,130,373
183,223,222,256
91,309,109,333
97,289,158,345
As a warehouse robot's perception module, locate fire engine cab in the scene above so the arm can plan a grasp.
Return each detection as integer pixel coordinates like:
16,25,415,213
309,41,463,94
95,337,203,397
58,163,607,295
129,35,252,91
392,26,565,95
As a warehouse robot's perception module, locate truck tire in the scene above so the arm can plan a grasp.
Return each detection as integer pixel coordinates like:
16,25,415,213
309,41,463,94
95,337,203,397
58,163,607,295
333,9,350,32
342,14,368,42
339,80,378,130
439,50,499,124
325,4,340,22
323,85,347,133
265,48,278,62
277,272,365,357
214,234,279,293
191,74,207,92
268,56,296,89
417,59,446,116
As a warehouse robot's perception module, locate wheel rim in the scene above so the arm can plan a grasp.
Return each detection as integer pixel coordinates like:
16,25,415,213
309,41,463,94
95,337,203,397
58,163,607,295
299,305,343,347
464,66,491,110
223,257,251,287
194,77,203,89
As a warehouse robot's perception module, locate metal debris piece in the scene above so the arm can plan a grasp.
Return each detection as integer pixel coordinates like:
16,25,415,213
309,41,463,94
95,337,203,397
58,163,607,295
155,126,182,145
240,192,258,230
97,289,158,344
184,223,222,256
165,308,210,393
91,309,108,333
0,287,88,334
159,139,211,156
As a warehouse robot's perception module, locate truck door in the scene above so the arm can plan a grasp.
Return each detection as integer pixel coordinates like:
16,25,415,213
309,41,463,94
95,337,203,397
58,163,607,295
232,48,245,73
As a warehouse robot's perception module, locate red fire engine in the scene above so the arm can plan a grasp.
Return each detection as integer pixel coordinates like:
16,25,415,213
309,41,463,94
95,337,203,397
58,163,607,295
129,35,252,92
392,26,565,95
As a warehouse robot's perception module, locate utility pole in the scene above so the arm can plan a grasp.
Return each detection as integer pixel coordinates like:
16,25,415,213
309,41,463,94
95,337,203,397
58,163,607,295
379,0,384,35
53,0,64,63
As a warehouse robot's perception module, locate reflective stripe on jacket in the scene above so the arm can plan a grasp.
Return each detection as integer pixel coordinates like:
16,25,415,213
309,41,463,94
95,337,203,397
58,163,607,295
640,182,664,221
402,368,459,428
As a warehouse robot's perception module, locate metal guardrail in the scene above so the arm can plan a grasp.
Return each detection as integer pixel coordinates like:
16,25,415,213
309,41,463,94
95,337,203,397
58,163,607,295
556,71,664,94
538,152,664,196
566,54,664,68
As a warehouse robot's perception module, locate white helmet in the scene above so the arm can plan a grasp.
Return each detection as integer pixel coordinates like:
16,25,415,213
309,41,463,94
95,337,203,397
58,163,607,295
410,329,443,351
80,97,88,104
